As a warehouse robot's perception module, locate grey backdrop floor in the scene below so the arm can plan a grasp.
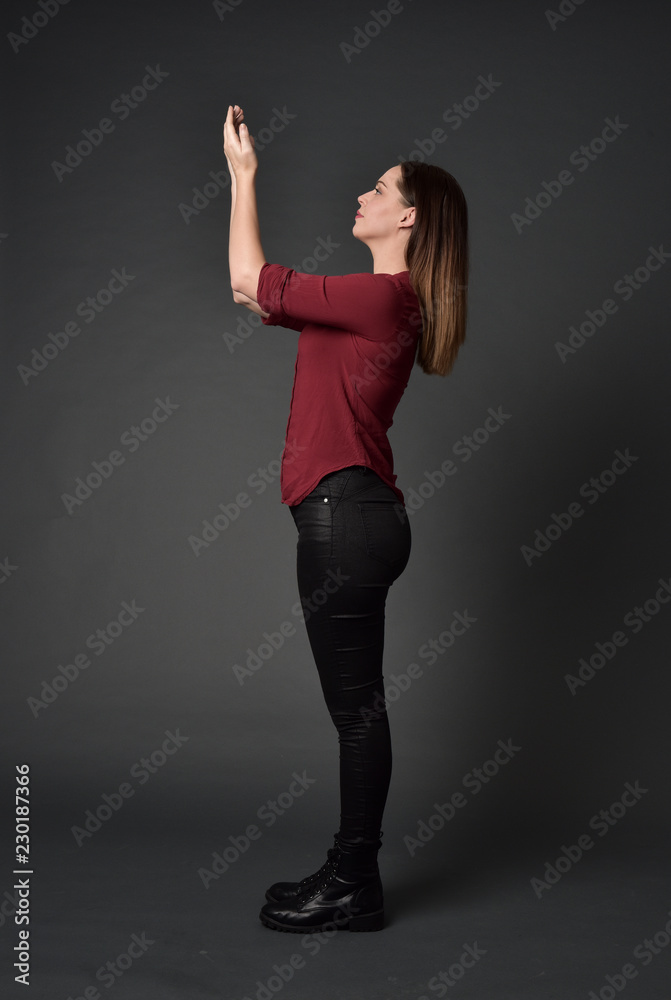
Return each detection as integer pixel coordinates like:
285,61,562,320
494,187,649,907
1,822,669,1000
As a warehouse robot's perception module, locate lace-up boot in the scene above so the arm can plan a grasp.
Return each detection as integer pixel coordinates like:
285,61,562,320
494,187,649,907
259,834,384,933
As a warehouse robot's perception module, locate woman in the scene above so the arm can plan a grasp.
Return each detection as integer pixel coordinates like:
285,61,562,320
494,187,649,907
223,104,468,933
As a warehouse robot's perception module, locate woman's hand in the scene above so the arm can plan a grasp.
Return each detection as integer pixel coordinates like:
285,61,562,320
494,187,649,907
223,104,258,178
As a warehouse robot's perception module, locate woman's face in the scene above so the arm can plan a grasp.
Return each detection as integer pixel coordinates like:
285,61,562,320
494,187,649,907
353,165,414,240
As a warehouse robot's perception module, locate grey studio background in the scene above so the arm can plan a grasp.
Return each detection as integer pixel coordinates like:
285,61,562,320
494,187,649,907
2,0,671,998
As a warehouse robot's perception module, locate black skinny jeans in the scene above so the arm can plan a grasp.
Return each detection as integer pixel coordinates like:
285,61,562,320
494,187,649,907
289,465,412,852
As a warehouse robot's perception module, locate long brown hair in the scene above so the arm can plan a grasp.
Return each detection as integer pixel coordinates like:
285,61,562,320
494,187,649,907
396,161,469,376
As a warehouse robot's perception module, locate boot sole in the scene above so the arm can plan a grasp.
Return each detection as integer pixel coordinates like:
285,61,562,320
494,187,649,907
259,908,385,933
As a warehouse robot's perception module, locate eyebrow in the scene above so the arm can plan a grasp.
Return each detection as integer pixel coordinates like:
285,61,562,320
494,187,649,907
376,179,387,188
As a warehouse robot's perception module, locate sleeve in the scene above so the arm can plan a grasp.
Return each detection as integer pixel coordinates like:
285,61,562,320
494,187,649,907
255,262,306,333
256,262,402,341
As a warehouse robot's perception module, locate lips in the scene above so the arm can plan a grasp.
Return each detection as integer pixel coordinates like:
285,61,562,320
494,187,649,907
355,212,363,218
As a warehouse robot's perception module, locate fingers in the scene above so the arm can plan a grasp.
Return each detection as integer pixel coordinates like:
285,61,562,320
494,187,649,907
224,104,256,161
224,104,246,140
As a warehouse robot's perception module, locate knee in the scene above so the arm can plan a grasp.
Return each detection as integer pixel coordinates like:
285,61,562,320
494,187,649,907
328,699,388,734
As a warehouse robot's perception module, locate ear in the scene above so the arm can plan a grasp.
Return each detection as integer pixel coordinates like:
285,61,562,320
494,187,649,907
399,206,415,228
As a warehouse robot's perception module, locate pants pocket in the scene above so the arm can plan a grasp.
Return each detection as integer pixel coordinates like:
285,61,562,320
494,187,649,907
357,498,411,577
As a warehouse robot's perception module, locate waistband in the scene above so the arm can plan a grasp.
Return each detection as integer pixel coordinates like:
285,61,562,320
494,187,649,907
322,465,372,478
304,465,390,504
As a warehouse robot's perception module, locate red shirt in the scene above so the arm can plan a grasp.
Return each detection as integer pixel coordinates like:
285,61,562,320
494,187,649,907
256,262,421,507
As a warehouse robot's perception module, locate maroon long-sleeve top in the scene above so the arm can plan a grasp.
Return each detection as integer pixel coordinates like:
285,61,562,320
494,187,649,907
256,262,421,507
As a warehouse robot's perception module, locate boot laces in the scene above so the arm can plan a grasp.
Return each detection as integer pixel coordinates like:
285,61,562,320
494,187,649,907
295,854,341,903
296,847,340,891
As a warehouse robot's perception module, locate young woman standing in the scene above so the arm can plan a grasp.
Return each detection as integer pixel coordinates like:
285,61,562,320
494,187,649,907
223,103,468,933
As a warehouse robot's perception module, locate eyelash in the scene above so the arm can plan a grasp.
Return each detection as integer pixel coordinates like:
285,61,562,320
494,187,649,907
374,187,381,194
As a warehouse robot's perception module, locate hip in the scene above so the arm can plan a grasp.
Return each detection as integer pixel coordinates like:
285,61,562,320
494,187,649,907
289,466,411,580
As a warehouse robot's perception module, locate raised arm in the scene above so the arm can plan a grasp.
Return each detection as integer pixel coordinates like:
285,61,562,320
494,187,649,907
223,104,269,315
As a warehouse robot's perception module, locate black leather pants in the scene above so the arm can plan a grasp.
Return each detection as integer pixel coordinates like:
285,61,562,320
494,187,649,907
288,465,412,851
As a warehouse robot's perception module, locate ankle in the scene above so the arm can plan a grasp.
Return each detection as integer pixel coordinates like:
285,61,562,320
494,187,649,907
335,830,384,852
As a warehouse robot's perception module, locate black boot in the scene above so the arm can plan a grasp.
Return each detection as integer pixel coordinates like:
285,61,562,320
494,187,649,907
259,835,384,933
265,832,342,903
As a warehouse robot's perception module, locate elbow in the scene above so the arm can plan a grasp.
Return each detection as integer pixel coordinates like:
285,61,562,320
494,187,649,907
231,265,263,302
231,277,254,304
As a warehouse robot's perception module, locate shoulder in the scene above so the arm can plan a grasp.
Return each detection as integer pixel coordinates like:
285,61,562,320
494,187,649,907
328,270,411,300
370,270,417,301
